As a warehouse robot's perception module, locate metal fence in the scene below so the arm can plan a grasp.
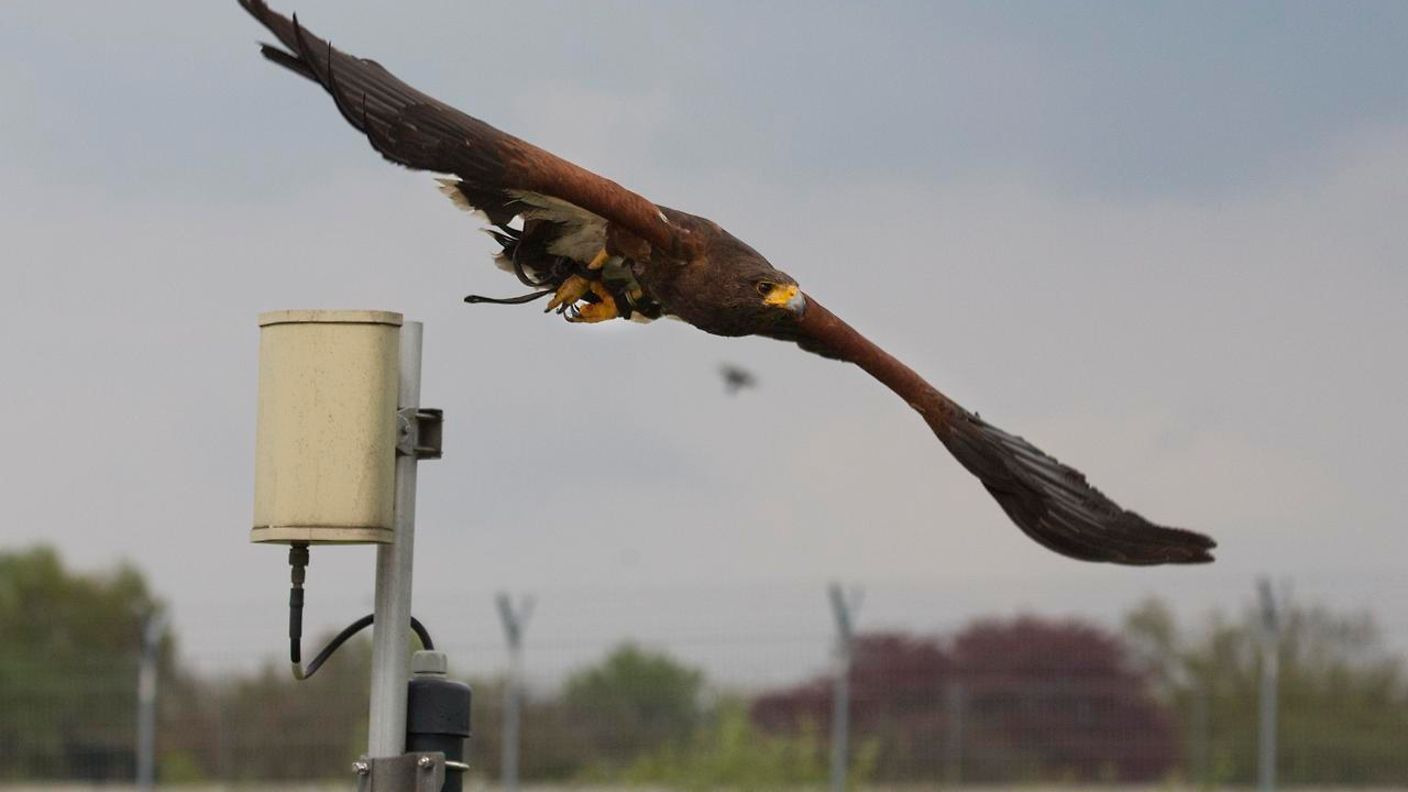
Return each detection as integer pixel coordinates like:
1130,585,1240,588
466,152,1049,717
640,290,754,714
4,584,1407,790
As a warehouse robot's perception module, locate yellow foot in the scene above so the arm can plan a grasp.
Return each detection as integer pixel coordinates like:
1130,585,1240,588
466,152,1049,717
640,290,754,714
545,275,591,313
567,282,620,323
587,248,611,271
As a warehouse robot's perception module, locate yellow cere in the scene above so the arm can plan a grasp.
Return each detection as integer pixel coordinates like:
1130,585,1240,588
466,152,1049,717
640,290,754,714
763,283,799,307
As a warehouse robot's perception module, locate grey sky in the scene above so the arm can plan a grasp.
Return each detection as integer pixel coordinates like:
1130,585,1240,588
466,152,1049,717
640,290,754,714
2,1,1405,687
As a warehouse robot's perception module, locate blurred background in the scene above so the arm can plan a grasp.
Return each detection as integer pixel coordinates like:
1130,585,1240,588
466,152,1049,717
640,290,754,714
5,550,1408,789
2,0,1405,789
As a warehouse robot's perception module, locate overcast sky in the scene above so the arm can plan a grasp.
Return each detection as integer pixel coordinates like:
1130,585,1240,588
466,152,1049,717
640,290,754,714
2,1,1405,688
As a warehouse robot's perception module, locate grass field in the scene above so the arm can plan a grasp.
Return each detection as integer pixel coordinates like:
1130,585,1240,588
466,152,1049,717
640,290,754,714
2,777,1408,783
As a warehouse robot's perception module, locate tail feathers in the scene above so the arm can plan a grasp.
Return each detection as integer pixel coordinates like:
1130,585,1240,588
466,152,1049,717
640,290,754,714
933,406,1217,565
258,42,315,80
435,177,519,226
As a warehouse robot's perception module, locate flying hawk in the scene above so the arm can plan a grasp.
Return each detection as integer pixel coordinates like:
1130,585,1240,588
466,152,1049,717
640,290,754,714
238,1,1216,565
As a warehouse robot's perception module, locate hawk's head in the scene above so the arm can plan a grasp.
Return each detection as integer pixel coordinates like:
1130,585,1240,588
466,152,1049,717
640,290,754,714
695,229,806,338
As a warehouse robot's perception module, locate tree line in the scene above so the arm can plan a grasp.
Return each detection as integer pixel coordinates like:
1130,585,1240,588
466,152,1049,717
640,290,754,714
2,545,1406,786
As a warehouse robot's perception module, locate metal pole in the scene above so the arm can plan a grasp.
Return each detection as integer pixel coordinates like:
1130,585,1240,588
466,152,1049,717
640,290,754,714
1257,578,1279,792
944,679,964,786
831,649,849,792
1191,681,1209,789
828,583,860,792
367,321,424,758
136,611,166,792
497,593,534,792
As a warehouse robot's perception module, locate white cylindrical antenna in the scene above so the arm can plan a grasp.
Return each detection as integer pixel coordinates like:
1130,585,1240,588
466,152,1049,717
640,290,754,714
252,310,403,545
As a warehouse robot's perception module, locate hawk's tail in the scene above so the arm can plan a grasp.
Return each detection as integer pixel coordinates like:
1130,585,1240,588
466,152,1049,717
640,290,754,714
930,402,1216,564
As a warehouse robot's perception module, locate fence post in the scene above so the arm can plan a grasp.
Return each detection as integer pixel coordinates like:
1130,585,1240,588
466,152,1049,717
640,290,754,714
497,592,534,792
135,610,167,792
945,679,965,786
1191,679,1210,788
1257,578,1280,792
828,582,862,792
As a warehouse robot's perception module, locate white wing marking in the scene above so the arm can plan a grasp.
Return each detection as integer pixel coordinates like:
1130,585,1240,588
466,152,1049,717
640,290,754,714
507,190,609,262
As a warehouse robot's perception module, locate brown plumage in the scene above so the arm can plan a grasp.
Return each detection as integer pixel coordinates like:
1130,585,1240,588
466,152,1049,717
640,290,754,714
239,0,1217,565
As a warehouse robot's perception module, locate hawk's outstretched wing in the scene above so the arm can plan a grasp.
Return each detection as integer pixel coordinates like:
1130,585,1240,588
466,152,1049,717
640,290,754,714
793,298,1216,565
238,0,686,255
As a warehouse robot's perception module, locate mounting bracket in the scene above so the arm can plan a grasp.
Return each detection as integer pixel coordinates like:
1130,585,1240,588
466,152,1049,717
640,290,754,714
353,752,461,792
397,408,443,460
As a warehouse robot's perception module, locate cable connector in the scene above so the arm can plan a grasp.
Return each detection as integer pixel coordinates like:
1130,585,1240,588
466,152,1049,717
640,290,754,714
289,543,309,678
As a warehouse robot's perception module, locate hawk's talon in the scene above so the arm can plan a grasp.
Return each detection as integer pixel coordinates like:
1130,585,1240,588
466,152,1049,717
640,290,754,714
566,281,620,323
544,274,591,313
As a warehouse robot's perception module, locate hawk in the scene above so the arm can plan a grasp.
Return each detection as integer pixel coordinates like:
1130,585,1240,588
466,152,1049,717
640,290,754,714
239,1,1216,565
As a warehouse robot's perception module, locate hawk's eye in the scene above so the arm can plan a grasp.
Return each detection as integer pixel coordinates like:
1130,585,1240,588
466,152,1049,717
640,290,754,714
754,281,775,297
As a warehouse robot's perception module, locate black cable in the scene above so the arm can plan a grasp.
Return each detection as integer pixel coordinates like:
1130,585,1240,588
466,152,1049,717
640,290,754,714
287,544,435,680
411,616,434,651
295,613,371,681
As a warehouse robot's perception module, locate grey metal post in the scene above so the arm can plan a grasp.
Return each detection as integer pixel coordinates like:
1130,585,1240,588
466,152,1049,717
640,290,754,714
1191,680,1210,789
367,321,424,758
944,679,964,786
136,611,167,792
1257,578,1280,792
828,583,861,792
496,593,535,792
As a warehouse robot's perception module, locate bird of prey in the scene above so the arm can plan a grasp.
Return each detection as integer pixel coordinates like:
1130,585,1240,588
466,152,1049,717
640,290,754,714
720,364,758,397
238,1,1216,565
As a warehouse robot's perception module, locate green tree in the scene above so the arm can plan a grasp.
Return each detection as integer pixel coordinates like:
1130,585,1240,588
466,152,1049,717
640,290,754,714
562,642,703,772
208,638,372,780
466,675,595,782
622,698,876,791
0,545,165,779
1125,596,1408,786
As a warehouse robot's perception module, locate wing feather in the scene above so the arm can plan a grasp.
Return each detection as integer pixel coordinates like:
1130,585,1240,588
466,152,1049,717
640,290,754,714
791,296,1217,566
237,0,688,256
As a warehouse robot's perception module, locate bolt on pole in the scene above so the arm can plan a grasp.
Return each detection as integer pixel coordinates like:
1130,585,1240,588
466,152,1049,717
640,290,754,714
367,322,425,758
496,592,534,792
828,582,862,792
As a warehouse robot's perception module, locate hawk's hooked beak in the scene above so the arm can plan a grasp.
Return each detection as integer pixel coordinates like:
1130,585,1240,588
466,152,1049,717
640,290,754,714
763,283,807,317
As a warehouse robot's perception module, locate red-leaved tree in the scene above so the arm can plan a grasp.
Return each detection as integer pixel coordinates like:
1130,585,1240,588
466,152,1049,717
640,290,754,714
750,617,1176,783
